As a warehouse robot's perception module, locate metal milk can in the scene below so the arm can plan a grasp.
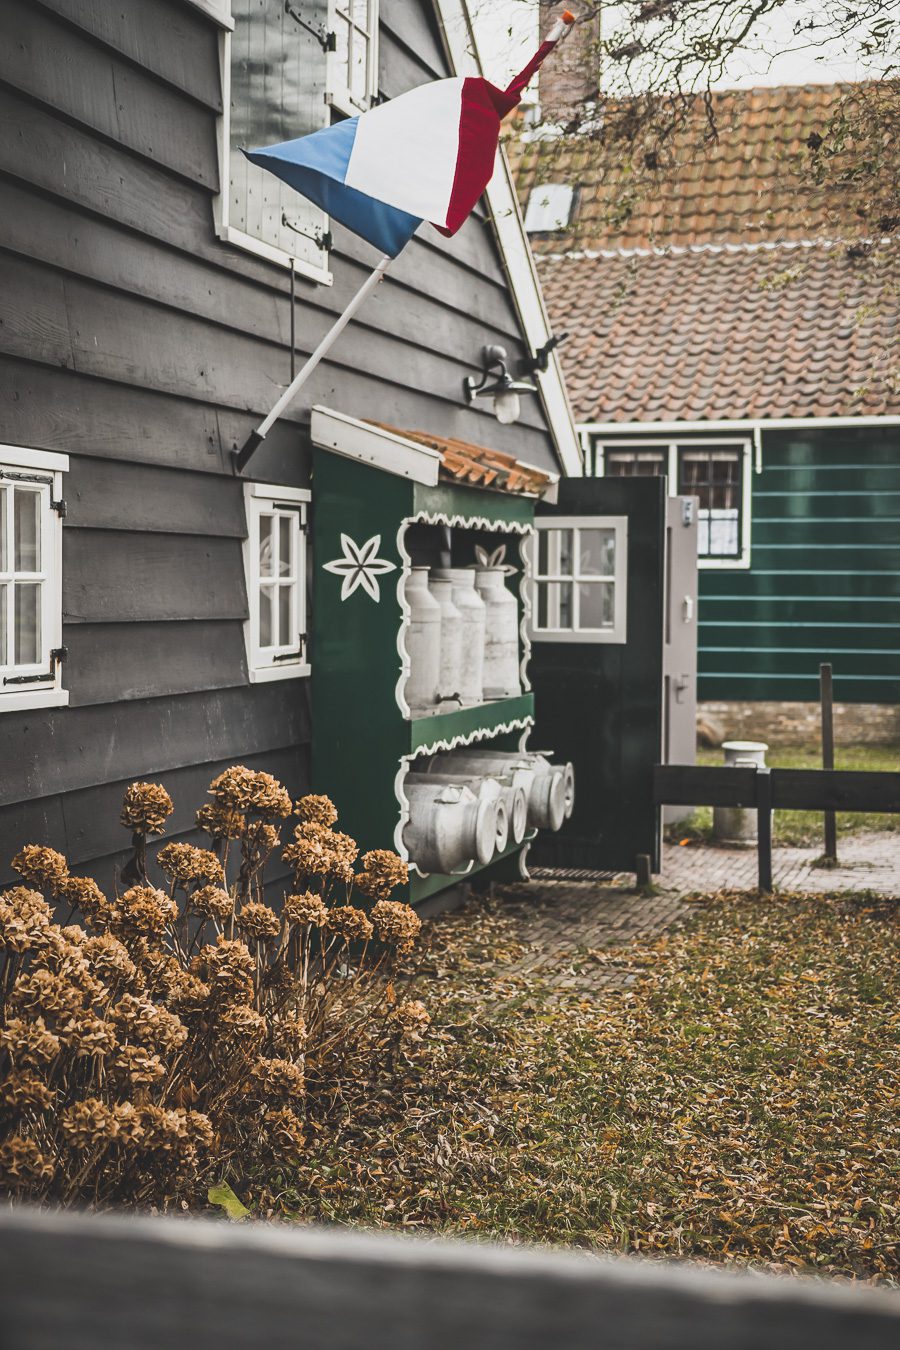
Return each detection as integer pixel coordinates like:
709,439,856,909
474,566,521,700
428,575,463,705
402,781,498,873
407,771,514,855
403,567,441,714
431,568,485,706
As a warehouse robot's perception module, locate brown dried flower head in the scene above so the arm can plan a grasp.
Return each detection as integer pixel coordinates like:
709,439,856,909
114,886,177,939
236,901,280,942
283,892,327,928
120,781,173,835
60,1097,118,1151
283,824,336,878
202,937,256,1006
168,970,211,1016
216,1003,267,1046
370,900,422,954
324,905,374,944
264,1107,306,1160
0,1135,56,1189
191,885,234,924
392,998,430,1042
0,1069,55,1113
295,794,338,828
111,994,187,1055
110,1045,166,1087
244,823,279,858
10,968,84,1020
271,1011,306,1059
59,875,112,925
112,1101,145,1149
57,1012,117,1059
209,766,292,819
0,887,52,952
196,801,246,841
249,1056,305,1102
0,1016,61,1066
11,845,69,893
157,842,223,885
355,850,409,900
82,933,137,986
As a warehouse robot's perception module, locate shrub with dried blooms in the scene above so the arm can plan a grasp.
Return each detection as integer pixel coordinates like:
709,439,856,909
0,769,426,1212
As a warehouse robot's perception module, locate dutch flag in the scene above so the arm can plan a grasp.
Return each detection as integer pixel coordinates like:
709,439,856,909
245,12,576,257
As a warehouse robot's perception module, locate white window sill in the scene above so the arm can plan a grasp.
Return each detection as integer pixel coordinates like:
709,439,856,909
698,556,752,571
0,687,69,714
248,664,311,684
215,223,332,286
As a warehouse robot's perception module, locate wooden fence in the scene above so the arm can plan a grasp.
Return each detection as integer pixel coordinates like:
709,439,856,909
0,1207,898,1349
654,765,900,890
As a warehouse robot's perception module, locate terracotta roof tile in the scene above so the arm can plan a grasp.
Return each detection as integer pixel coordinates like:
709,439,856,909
366,423,555,496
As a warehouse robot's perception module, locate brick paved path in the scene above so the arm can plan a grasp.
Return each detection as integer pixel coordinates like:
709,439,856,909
487,831,899,995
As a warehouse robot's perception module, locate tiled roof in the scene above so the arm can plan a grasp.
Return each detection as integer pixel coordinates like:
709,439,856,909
511,83,866,254
540,241,899,422
368,423,556,495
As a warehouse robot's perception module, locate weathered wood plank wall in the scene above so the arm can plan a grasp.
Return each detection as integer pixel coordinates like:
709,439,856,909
0,1208,899,1350
0,0,558,887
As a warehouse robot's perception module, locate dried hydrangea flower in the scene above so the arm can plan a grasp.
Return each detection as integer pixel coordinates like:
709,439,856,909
58,875,112,926
186,1111,215,1152
0,1016,61,1066
0,1135,56,1189
0,887,52,952
295,794,338,828
120,782,173,835
236,901,280,941
196,802,245,841
283,892,327,928
370,900,422,954
110,1044,166,1086
60,1097,118,1151
324,905,374,944
82,933,137,985
355,850,409,900
11,845,69,893
201,937,256,1006
209,767,291,819
0,1069,55,1113
191,885,233,923
57,1012,117,1059
249,1056,305,1102
283,824,335,877
271,1011,306,1058
157,842,223,885
168,970,211,1016
114,886,177,939
111,994,187,1054
112,1101,145,1148
264,1107,306,1159
392,998,430,1042
10,968,85,1020
216,1003,267,1045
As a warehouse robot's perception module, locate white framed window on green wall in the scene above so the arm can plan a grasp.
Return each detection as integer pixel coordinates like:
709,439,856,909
529,516,628,644
214,0,333,282
593,438,752,569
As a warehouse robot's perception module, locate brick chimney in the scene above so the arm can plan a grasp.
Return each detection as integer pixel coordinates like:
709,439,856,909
537,3,600,126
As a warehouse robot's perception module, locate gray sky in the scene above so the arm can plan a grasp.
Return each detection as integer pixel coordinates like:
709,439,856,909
470,1,884,90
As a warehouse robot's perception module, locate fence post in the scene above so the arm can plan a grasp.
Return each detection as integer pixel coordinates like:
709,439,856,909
756,766,773,893
820,663,837,863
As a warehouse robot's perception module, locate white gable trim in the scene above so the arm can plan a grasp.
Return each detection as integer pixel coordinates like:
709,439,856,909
310,406,442,486
431,0,583,480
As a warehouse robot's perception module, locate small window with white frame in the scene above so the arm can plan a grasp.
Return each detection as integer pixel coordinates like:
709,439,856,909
530,516,627,643
327,0,379,117
523,182,575,233
592,438,752,569
242,483,310,681
215,0,332,282
0,444,68,712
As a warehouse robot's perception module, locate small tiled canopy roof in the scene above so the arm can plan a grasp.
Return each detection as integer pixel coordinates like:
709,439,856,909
368,422,556,495
540,241,899,423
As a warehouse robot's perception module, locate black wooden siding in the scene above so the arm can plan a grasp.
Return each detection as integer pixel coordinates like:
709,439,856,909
0,0,559,888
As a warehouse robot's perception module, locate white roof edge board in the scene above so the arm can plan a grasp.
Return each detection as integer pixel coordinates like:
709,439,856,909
431,0,584,480
310,406,442,487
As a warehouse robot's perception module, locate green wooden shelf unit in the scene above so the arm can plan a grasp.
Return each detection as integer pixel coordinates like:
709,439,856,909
309,408,547,906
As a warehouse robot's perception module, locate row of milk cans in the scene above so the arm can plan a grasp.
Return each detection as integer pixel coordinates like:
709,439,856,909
404,565,521,713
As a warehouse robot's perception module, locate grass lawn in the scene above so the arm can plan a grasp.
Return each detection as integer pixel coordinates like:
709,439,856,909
263,887,900,1284
668,742,900,846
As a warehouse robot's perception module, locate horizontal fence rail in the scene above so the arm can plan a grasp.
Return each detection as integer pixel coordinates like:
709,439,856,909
0,1208,899,1350
654,764,900,891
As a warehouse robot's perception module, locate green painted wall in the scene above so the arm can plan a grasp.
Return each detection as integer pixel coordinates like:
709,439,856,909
698,426,900,703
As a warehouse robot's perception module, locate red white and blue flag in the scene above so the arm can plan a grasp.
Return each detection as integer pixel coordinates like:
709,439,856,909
245,12,575,257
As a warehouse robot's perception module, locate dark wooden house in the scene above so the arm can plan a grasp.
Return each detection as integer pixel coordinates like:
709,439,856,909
0,0,584,891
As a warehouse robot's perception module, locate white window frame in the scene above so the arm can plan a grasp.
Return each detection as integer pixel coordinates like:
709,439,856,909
242,482,311,682
0,444,68,714
593,438,752,570
214,2,333,284
326,0,379,118
529,515,628,645
523,183,575,233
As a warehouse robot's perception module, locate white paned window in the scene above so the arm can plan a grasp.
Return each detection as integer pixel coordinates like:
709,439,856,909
242,483,310,681
530,516,627,644
592,438,752,569
523,183,575,233
0,445,68,713
215,0,332,282
327,0,379,116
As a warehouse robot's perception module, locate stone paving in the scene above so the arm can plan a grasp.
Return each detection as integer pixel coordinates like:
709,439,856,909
487,831,900,995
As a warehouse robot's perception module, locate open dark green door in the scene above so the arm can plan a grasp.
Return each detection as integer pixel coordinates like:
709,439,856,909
528,477,666,873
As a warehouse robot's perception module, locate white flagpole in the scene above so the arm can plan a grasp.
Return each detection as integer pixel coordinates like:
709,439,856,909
235,252,393,472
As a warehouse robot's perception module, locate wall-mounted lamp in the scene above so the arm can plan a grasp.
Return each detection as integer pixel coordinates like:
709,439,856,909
463,345,538,425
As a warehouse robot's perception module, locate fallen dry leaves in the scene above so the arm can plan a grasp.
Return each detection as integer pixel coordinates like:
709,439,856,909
264,886,900,1284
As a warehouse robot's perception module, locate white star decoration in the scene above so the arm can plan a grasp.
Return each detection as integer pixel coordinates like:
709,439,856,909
323,533,397,603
